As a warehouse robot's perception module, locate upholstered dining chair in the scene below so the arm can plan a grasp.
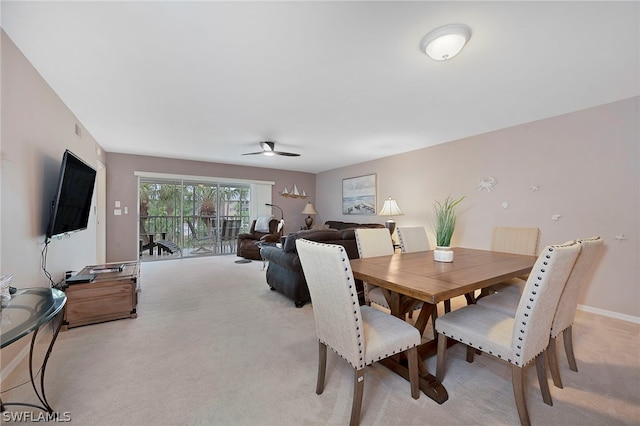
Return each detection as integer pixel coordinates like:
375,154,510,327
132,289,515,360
476,236,603,389
477,226,541,299
296,238,420,426
396,226,430,253
396,226,430,320
354,228,395,309
435,241,581,426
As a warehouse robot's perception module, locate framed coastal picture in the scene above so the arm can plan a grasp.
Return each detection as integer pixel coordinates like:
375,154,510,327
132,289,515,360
342,174,376,215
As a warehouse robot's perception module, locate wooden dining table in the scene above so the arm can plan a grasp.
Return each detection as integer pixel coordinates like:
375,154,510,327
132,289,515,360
349,247,537,404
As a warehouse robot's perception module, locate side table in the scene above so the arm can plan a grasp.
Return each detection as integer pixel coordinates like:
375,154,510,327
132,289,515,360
0,287,67,414
63,262,139,330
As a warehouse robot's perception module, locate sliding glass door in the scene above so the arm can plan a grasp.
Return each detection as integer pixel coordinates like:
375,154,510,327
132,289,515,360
139,178,250,261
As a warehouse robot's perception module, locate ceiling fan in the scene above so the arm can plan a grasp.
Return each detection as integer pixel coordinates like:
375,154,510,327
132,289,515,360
242,141,300,157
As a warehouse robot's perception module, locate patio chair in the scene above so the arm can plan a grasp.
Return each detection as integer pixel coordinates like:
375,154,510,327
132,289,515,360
220,218,242,253
186,219,215,253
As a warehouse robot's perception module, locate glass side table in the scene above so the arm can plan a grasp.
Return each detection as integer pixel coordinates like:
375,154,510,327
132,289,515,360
1,287,67,414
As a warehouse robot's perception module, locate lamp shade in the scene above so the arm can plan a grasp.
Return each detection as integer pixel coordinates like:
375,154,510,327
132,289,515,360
301,202,317,215
379,198,403,216
421,24,471,61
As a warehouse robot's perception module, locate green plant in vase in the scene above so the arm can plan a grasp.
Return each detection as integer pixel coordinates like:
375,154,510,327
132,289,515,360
433,195,465,262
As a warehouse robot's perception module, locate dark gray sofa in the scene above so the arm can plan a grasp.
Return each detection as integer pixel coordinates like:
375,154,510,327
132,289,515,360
260,221,384,307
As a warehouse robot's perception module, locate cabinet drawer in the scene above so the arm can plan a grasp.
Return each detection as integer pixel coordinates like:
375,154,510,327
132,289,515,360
66,283,133,300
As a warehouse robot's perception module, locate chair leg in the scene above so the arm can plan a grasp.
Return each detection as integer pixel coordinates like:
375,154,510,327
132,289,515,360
407,346,420,399
536,351,553,406
512,365,531,426
547,336,563,388
350,369,365,426
466,345,475,363
316,342,327,395
363,283,372,306
476,287,492,300
436,333,448,381
563,326,578,372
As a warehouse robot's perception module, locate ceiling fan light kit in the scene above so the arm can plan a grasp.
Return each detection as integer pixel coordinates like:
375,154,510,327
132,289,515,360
242,141,300,157
421,23,471,61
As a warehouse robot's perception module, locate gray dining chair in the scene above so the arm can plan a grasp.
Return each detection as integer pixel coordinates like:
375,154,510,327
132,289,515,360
435,241,581,426
296,238,420,426
354,228,396,310
476,236,603,388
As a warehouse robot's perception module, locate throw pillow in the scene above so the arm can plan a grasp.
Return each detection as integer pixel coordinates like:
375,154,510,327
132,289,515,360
254,216,273,233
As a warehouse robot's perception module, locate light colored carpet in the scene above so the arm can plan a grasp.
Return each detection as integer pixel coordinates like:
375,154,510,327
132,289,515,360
3,255,639,425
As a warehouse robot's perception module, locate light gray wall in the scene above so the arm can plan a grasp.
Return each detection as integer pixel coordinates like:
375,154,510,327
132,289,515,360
1,30,103,288
317,97,640,319
104,153,315,262
1,31,104,369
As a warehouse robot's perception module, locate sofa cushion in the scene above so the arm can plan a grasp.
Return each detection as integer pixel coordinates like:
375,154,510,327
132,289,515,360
283,229,342,253
325,220,385,232
325,220,361,230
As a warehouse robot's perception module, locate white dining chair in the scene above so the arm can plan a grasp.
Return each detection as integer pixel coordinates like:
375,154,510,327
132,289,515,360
354,228,396,310
477,226,541,299
396,226,432,321
435,241,581,426
296,238,420,426
397,226,430,253
476,236,603,388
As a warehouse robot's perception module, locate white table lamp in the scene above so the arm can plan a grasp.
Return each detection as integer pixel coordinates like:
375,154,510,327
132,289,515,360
301,202,317,228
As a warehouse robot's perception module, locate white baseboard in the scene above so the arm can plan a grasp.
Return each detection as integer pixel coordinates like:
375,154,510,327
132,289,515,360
578,304,640,324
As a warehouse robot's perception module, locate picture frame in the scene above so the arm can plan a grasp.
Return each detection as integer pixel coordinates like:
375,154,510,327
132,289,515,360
342,174,377,215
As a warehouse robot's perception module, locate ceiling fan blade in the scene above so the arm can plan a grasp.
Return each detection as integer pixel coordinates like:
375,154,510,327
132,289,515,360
241,151,265,156
273,151,301,157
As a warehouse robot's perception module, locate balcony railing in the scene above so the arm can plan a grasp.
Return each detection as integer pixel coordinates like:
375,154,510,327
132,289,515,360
140,215,249,251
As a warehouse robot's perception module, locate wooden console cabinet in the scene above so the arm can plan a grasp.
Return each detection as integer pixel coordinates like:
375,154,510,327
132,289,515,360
62,262,140,330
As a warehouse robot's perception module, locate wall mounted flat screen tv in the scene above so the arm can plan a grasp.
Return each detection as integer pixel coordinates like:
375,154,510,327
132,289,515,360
47,150,97,239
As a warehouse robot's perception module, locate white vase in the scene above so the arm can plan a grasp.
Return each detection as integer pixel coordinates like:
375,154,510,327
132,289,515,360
434,246,454,262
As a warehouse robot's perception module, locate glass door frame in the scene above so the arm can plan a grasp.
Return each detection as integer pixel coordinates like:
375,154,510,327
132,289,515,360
136,172,273,261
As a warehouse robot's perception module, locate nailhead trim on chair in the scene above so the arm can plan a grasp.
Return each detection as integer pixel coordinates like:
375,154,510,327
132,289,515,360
439,243,581,368
304,240,419,371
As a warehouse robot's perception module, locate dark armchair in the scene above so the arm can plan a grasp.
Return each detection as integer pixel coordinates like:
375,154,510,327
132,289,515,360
237,218,280,260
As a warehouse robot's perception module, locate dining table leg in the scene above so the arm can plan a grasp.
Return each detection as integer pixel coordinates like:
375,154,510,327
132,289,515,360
380,290,449,404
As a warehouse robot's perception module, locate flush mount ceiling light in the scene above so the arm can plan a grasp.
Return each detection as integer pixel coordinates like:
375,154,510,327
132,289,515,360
420,24,472,61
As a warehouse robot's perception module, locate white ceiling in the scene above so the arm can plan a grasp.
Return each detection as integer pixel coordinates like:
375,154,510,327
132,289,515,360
2,1,639,173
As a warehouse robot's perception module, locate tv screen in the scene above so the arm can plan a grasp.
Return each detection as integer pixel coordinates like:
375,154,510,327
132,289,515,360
47,150,97,239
